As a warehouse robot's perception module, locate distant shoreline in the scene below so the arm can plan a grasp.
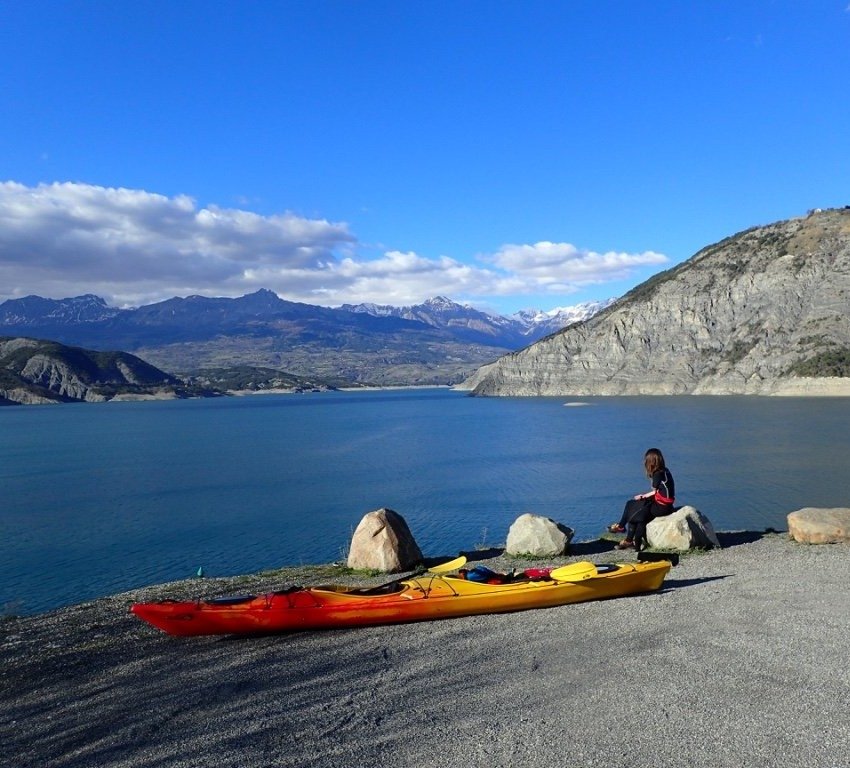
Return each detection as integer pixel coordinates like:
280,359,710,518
337,384,453,392
460,376,850,396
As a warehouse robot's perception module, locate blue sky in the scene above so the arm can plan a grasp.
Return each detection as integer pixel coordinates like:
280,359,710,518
1,1,848,314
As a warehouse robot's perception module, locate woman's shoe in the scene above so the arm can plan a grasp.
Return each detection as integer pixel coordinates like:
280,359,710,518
607,523,626,533
616,539,635,550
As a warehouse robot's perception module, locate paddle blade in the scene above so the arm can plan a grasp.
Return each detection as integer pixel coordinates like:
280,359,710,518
549,561,598,582
427,555,468,574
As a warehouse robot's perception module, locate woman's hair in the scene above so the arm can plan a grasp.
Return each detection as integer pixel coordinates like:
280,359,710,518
644,448,666,476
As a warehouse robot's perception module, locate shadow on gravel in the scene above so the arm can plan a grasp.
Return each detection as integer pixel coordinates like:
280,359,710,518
570,539,619,556
451,539,621,564
661,575,730,592
716,530,780,547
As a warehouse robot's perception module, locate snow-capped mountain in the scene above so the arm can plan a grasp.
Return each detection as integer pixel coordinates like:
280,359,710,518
341,295,616,344
341,295,514,337
512,298,617,337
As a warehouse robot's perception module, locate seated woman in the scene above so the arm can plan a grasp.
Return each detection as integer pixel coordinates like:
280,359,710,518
608,448,675,551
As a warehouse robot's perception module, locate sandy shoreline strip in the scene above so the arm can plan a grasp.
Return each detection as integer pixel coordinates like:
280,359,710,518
2,533,849,768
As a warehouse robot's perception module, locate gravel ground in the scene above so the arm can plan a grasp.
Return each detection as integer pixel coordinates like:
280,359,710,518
2,533,849,768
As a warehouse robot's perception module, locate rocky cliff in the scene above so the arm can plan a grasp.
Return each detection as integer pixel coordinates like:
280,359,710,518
461,208,850,396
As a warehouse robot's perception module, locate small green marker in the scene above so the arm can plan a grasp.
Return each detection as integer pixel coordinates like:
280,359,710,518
196,566,204,578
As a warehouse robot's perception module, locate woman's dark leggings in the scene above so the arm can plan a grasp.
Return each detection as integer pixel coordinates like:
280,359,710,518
620,499,674,547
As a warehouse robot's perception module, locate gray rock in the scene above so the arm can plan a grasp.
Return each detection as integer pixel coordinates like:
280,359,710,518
505,512,574,557
346,508,423,572
646,505,720,550
787,507,850,544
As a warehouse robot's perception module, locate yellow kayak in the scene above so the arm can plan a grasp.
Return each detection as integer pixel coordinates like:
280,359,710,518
131,558,672,637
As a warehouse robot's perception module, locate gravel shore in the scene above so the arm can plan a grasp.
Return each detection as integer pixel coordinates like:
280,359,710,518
2,533,848,768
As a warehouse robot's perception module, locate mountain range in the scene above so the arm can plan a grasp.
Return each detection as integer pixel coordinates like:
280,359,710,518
0,292,612,387
461,207,850,396
339,296,614,344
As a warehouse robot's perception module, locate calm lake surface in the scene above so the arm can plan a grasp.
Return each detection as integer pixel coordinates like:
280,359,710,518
3,388,850,615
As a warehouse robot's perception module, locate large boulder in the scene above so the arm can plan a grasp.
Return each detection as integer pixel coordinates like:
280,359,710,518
505,513,574,557
787,507,850,544
346,508,423,572
646,506,720,550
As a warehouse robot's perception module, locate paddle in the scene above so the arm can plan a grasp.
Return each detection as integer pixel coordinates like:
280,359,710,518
368,555,467,591
427,555,467,574
548,561,598,582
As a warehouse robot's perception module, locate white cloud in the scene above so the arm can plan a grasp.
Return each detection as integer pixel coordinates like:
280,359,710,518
0,181,668,308
488,241,667,289
0,181,354,305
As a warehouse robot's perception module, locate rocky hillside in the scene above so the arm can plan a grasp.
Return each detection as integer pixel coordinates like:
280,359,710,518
461,207,850,396
185,366,337,393
0,338,210,405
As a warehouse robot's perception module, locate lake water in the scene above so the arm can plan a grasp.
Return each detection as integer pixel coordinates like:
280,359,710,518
3,389,850,615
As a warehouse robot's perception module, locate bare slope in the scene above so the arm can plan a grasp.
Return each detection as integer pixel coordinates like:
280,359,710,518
0,337,204,404
463,207,850,395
